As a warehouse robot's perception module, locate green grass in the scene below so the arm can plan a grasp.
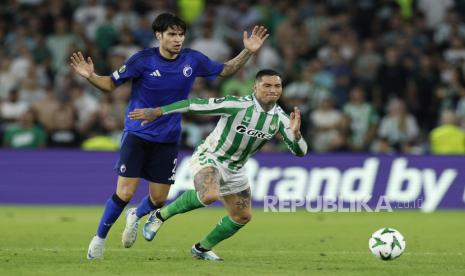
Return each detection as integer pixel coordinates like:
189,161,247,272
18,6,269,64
0,206,464,275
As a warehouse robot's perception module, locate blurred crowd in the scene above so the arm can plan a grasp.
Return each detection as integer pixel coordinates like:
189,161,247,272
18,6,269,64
2,0,465,154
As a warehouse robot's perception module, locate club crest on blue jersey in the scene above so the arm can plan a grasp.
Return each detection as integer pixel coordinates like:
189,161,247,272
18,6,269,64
183,64,192,77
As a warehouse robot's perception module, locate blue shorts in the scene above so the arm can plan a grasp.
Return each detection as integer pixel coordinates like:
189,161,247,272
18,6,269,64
114,133,178,184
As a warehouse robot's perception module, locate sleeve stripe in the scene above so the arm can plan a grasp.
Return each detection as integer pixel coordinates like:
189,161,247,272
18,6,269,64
112,71,120,80
161,97,251,116
161,100,190,114
190,101,246,111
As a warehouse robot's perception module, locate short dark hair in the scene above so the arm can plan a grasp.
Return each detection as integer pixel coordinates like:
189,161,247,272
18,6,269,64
255,69,282,81
152,13,187,34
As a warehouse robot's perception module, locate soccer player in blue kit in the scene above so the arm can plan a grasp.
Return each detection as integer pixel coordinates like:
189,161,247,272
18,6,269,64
69,13,269,259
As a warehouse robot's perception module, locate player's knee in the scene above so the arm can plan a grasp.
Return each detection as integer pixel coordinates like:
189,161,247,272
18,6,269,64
200,191,220,205
117,187,136,202
149,194,166,207
116,177,139,201
231,213,252,225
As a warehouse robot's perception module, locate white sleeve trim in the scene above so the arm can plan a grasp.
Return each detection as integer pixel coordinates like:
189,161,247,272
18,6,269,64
296,137,308,154
112,71,120,80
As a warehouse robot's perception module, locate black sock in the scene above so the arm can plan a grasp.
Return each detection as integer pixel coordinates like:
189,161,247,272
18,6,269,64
155,209,165,222
195,243,209,252
112,193,128,208
148,197,159,209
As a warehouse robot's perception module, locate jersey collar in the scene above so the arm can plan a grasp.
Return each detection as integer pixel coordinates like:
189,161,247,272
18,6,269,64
155,47,181,62
252,94,277,115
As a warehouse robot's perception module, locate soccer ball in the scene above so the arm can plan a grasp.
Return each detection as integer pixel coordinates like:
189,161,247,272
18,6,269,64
369,227,406,260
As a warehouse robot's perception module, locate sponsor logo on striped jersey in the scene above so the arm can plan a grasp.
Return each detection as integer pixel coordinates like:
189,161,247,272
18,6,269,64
235,124,273,140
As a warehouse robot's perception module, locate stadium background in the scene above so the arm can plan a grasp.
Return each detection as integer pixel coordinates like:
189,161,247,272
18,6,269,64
2,0,465,154
1,1,465,275
1,0,465,208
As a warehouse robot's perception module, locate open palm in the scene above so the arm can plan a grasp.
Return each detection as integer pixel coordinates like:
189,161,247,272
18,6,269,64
243,25,269,53
70,51,94,79
290,106,302,135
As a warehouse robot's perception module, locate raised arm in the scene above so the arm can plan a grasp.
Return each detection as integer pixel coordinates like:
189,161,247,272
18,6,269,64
278,107,308,156
70,51,116,93
219,26,269,77
128,97,245,126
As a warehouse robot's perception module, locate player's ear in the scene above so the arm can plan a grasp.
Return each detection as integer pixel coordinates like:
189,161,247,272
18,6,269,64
156,32,161,40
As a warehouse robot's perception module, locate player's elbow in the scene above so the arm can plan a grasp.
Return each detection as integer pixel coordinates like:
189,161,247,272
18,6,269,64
219,63,233,78
106,80,117,93
101,77,117,93
98,83,116,94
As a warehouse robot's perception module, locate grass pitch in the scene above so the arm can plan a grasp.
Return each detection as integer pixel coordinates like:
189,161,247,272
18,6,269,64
0,206,464,275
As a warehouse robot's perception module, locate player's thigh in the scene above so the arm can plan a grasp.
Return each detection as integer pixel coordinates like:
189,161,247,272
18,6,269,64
193,166,221,200
115,133,146,178
222,187,252,225
190,150,222,203
116,176,140,201
142,142,178,185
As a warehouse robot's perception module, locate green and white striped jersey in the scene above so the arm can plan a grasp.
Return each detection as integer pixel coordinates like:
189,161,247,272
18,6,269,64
161,94,308,170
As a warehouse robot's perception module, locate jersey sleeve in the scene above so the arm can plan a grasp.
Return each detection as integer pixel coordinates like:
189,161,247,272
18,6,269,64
277,111,308,156
193,50,224,80
161,96,244,116
110,53,144,86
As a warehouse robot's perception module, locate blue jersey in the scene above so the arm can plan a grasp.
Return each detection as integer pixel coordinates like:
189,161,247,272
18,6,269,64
111,47,224,143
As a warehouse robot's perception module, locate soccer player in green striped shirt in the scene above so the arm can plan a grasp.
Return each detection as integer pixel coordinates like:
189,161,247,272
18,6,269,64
128,69,307,260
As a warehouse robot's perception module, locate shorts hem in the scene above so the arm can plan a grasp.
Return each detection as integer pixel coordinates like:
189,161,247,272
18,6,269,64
117,173,174,185
219,185,250,197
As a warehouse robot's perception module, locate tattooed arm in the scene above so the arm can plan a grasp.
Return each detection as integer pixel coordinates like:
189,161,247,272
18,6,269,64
219,26,269,77
220,49,254,77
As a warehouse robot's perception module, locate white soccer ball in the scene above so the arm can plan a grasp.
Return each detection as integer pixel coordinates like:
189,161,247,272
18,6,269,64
369,227,406,260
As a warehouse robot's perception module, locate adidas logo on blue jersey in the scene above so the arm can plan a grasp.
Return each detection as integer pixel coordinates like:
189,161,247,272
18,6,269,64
150,70,162,77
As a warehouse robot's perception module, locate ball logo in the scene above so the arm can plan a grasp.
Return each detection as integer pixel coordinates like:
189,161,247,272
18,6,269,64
183,65,192,77
236,124,273,140
120,164,126,173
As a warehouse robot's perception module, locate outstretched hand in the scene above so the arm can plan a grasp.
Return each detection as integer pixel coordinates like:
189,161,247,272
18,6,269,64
243,25,269,53
70,51,94,79
290,106,302,140
128,108,162,126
